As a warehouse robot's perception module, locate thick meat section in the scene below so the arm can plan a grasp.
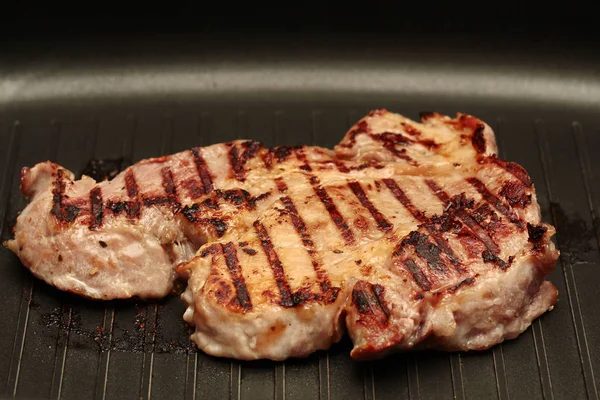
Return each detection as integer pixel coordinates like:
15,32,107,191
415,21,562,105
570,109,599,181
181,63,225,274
179,156,558,360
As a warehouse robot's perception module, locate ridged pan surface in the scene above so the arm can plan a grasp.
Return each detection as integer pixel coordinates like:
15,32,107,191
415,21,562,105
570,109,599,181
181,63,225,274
0,38,599,400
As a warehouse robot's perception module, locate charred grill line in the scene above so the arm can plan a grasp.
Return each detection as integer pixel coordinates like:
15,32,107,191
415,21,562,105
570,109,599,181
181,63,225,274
471,124,486,154
190,147,214,194
482,250,509,270
161,167,180,212
351,281,390,325
275,178,288,193
279,196,325,280
294,147,312,172
335,161,350,173
275,177,339,302
425,179,501,255
180,203,228,237
375,136,417,165
221,242,252,311
402,259,432,291
382,178,426,222
51,169,82,223
121,170,141,218
309,176,356,245
348,181,392,232
449,276,476,292
371,284,390,319
370,131,439,164
467,177,525,230
383,178,461,266
339,120,369,149
253,221,295,307
229,141,262,181
89,187,104,230
124,170,139,197
490,157,533,186
401,231,448,273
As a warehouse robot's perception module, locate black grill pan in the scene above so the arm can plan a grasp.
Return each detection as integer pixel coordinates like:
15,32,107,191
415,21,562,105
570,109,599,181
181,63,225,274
0,35,599,400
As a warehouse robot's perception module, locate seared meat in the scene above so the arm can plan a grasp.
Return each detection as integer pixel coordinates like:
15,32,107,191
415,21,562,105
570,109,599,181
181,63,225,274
5,109,558,360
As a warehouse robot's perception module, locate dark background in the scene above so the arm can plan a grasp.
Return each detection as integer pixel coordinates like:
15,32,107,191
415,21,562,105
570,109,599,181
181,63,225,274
1,1,599,38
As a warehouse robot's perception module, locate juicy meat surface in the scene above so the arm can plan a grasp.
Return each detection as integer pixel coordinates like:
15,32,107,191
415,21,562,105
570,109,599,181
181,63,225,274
5,109,559,360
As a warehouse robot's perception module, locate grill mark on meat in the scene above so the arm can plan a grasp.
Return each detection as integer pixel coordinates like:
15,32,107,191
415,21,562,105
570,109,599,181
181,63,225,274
143,197,169,206
275,178,288,193
89,187,103,230
124,170,139,197
449,276,476,292
214,189,271,210
499,181,532,208
51,169,81,223
208,219,227,237
482,250,509,270
221,242,252,311
348,181,393,232
190,147,214,194
384,178,461,267
402,259,432,291
275,177,339,301
229,141,262,181
371,133,417,165
309,175,355,245
490,157,532,186
335,161,350,173
181,204,228,237
182,178,205,199
471,124,486,154
106,200,140,218
229,144,243,181
260,148,275,170
121,170,141,217
280,196,327,280
161,167,180,213
294,147,312,172
339,120,369,148
400,231,448,273
382,179,426,222
201,244,219,258
352,281,390,326
272,146,294,163
253,221,295,307
400,122,422,137
467,177,525,230
398,123,441,149
425,179,500,255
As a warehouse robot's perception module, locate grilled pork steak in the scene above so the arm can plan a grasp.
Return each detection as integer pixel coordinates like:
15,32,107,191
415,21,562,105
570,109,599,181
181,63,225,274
5,110,558,360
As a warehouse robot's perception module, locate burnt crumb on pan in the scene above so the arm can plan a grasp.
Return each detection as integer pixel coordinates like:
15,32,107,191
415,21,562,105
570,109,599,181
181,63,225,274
58,254,63,262
99,240,108,248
